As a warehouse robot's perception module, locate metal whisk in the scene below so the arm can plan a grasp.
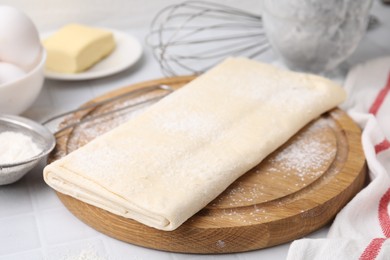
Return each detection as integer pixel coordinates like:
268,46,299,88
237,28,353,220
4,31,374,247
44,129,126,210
146,0,269,76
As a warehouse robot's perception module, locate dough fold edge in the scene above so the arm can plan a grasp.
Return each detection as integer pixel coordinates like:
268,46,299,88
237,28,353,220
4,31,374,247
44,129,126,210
43,167,172,230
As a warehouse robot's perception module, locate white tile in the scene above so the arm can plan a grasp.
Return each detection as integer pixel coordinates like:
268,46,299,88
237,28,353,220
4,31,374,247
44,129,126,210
0,215,40,255
172,254,217,260
39,208,99,245
237,244,289,260
47,81,95,110
31,84,53,107
171,253,240,260
25,161,63,212
212,255,240,260
0,250,43,260
45,237,108,260
0,179,33,219
23,160,46,183
104,236,174,260
28,176,63,211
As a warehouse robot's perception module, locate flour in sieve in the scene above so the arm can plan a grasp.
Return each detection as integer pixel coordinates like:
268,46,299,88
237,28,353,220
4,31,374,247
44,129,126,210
0,131,41,164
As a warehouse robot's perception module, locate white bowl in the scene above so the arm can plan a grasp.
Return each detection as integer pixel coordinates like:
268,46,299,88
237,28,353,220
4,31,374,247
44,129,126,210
0,49,46,115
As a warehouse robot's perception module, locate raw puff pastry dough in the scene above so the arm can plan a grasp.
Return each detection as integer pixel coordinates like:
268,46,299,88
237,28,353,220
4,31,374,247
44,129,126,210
44,57,346,231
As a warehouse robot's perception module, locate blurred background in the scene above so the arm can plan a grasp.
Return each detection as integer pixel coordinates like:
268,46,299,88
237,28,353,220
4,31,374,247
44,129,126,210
0,0,262,31
2,0,389,70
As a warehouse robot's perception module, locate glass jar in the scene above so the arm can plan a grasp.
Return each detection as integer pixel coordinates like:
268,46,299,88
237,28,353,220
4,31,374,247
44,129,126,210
262,0,373,74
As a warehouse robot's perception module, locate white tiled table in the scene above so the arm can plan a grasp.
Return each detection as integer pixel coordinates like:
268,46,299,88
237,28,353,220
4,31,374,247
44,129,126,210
1,3,390,260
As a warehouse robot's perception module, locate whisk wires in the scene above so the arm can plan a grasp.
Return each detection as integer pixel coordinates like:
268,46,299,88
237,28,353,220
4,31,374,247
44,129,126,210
146,0,269,76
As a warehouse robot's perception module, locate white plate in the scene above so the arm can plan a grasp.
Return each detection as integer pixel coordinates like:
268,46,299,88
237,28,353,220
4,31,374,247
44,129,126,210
41,29,143,81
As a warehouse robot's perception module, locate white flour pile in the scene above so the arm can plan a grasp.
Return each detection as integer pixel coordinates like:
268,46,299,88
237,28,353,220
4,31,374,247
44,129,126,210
0,131,41,164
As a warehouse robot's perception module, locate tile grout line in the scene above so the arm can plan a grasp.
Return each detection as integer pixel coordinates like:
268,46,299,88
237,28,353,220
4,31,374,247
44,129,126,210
26,179,49,258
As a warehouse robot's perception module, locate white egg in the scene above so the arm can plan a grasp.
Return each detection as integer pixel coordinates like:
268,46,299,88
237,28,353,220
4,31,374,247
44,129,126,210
0,62,26,85
0,6,42,72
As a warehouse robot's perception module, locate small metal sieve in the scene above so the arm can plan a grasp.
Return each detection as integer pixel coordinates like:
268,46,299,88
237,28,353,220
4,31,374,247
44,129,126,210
0,114,56,185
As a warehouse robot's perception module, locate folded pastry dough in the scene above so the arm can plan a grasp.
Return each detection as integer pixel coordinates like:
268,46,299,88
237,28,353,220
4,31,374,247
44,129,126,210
44,57,346,231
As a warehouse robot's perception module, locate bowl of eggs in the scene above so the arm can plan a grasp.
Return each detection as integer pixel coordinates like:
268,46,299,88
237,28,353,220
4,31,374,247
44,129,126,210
0,5,46,115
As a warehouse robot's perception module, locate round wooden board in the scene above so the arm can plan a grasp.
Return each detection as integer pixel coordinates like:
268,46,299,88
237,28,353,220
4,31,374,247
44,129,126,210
50,76,367,254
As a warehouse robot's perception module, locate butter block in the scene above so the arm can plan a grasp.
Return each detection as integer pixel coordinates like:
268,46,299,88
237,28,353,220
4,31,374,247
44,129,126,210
43,24,115,73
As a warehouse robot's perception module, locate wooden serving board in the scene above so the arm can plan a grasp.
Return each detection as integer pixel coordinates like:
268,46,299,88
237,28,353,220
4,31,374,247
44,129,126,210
50,76,366,254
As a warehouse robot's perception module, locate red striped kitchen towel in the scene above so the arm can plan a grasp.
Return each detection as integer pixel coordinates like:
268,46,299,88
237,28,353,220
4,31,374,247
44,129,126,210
287,56,390,260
